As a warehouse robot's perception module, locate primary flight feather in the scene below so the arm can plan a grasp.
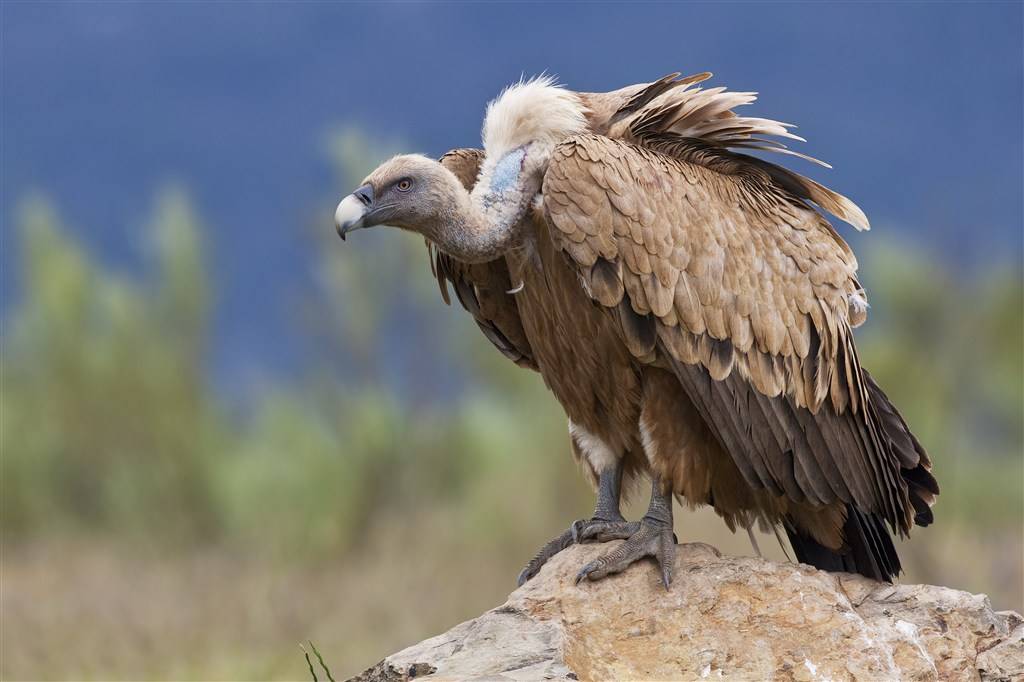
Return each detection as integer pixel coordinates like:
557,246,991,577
334,72,938,586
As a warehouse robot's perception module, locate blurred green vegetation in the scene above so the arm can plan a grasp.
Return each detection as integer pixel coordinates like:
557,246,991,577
1,134,1021,679
1,185,583,559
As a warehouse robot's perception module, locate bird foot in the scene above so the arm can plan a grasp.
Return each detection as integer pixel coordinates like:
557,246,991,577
574,516,676,589
516,514,626,587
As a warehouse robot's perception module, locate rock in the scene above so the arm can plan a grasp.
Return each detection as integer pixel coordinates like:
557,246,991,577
350,542,1024,681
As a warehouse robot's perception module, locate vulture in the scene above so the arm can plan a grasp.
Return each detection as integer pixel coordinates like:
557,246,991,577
334,73,938,587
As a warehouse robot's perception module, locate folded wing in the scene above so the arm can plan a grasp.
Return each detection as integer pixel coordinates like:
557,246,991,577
542,133,937,539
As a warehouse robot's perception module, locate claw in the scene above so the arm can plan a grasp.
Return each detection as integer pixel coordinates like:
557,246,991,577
575,559,602,585
516,561,532,585
570,519,586,544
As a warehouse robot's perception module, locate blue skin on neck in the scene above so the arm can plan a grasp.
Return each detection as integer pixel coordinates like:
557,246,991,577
489,147,527,195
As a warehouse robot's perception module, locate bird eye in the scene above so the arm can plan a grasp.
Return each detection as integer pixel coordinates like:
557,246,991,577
396,178,413,192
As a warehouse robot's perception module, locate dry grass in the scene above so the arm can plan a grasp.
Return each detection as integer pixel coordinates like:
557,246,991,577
3,503,1019,681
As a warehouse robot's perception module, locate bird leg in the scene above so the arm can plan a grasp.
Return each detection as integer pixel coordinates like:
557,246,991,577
574,476,676,589
516,462,625,586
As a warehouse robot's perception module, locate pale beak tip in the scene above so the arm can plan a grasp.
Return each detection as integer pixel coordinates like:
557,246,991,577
334,193,368,241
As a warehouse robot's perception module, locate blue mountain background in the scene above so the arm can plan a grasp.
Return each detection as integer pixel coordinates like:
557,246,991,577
4,1,1022,390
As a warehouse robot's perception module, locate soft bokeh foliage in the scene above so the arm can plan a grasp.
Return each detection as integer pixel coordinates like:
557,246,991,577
1,136,1021,680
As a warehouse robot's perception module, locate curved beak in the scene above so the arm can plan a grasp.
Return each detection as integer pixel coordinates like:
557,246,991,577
334,184,374,240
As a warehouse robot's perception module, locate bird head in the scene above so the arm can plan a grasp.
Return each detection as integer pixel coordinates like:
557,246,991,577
334,154,457,241
334,76,588,263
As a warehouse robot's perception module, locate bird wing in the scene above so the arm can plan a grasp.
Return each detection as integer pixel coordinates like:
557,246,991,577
579,71,869,232
432,148,536,370
542,133,936,535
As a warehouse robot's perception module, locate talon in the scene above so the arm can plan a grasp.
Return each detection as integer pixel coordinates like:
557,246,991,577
516,567,531,587
659,555,672,589
575,561,599,585
570,519,586,544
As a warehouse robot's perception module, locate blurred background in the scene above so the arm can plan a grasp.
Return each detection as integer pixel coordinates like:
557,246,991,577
2,2,1022,680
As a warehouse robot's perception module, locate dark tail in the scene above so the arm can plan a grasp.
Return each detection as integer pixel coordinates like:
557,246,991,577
784,373,939,583
785,505,901,582
863,371,940,529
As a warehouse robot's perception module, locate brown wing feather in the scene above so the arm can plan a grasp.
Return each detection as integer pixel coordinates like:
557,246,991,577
433,149,536,370
582,71,869,231
542,134,936,535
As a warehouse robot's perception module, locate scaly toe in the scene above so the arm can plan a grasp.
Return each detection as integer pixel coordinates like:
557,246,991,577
517,527,574,587
659,529,676,589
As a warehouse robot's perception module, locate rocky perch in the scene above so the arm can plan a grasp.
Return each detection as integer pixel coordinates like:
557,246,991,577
352,542,1022,681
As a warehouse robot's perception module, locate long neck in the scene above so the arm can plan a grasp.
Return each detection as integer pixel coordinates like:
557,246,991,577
437,149,537,264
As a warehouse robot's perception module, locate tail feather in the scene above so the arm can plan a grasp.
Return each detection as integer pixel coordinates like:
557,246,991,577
785,504,901,582
863,371,939,528
785,373,935,583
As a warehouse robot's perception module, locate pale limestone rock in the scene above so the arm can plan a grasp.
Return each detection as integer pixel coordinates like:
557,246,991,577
350,542,1023,682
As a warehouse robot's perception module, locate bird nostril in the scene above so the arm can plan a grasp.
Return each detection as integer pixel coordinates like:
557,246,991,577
355,185,374,206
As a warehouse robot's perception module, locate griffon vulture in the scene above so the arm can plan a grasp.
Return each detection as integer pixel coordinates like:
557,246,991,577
334,73,938,587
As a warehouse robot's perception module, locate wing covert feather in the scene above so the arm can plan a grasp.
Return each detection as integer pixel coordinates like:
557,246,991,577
543,134,865,413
